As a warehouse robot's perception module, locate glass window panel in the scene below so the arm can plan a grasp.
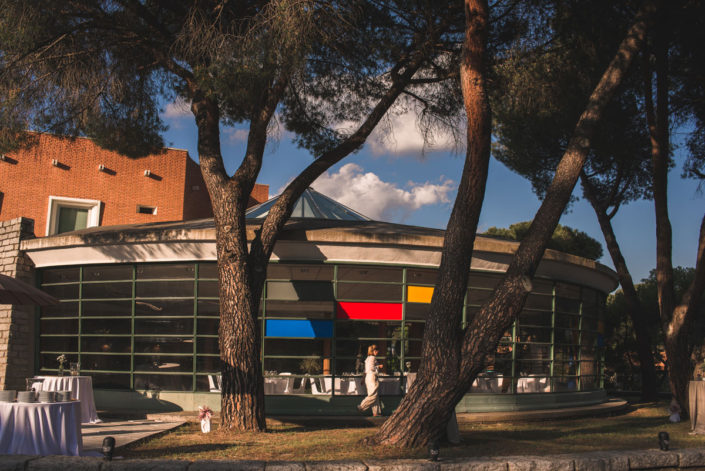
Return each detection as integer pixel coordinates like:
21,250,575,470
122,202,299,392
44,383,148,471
407,268,438,285
466,289,492,306
337,266,402,283
81,354,131,371
41,302,79,318
555,314,580,329
335,340,372,358
82,300,132,317
266,281,334,301
516,326,551,343
336,321,401,339
135,318,194,336
580,360,599,376
582,316,597,331
518,310,552,327
57,206,88,233
81,337,131,354
334,358,365,375
82,318,131,335
134,374,193,391
581,376,598,390
267,264,334,281
136,264,195,279
134,337,194,354
553,361,578,375
515,342,551,361
264,300,334,319
42,268,80,284
136,281,194,298
197,337,219,355
135,299,194,317
91,373,131,389
555,328,580,345
83,282,132,299
531,278,554,295
582,331,597,347
42,284,79,299
516,360,550,376
197,299,219,316
556,297,581,314
468,273,501,290
524,294,553,311
197,318,219,335
198,280,218,298
405,338,423,359
134,355,193,372
554,344,578,359
405,303,429,320
465,306,480,325
198,263,218,279
40,319,77,335
196,356,221,373
40,336,77,353
336,283,402,301
406,322,425,340
264,338,329,357
553,377,579,392
582,288,597,307
580,347,597,362
263,357,331,375
83,265,132,281
556,283,580,299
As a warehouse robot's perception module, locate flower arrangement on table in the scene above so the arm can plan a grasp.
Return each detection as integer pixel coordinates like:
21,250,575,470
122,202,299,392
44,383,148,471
198,405,213,433
56,354,67,376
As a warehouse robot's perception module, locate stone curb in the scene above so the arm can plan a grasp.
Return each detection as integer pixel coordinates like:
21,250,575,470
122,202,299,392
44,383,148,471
2,448,705,471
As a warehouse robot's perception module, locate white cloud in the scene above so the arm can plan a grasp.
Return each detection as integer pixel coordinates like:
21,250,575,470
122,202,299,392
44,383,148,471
308,163,454,221
226,129,249,143
367,107,461,157
162,99,191,119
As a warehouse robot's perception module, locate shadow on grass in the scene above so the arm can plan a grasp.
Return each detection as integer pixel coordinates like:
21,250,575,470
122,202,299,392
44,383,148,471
121,443,238,459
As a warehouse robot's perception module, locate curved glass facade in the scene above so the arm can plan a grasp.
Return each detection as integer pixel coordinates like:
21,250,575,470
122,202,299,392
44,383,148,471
38,262,605,396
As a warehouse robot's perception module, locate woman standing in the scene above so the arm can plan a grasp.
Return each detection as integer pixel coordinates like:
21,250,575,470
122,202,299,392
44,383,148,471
357,344,382,416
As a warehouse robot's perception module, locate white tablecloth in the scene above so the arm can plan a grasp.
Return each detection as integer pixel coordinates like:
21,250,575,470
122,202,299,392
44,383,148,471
36,376,100,423
0,401,83,456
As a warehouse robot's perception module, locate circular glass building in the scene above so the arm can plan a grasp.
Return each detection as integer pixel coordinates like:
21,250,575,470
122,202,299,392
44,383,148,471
22,189,617,414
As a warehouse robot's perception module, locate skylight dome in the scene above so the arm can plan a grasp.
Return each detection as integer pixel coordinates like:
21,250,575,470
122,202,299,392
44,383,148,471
246,188,370,221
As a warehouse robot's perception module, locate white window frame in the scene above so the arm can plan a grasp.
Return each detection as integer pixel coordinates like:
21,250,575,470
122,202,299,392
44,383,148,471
46,196,102,236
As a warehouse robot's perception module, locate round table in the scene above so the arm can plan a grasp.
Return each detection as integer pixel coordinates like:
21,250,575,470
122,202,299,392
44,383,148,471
0,401,83,456
36,376,100,423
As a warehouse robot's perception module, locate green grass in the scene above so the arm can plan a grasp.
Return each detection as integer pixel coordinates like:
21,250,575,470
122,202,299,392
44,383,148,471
121,401,705,461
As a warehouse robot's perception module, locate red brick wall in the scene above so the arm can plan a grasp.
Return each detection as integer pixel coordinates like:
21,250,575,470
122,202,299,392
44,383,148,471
0,133,270,237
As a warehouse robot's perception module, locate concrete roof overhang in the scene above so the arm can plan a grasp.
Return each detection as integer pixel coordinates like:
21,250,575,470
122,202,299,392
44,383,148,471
21,218,619,293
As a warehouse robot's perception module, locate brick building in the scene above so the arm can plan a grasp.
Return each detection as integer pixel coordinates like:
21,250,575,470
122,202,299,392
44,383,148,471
0,133,269,237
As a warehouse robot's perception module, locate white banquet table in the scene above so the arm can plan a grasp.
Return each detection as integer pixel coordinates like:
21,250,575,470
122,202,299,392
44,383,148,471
0,401,83,456
36,376,100,423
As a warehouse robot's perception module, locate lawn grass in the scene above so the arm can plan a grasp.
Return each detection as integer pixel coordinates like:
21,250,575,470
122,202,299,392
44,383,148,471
121,401,705,461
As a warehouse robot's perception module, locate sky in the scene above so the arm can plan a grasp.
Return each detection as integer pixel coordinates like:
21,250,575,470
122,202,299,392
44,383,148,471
161,102,704,287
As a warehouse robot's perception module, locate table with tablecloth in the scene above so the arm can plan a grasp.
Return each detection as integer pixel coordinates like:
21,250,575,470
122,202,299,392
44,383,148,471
36,376,100,423
689,381,705,434
0,401,83,456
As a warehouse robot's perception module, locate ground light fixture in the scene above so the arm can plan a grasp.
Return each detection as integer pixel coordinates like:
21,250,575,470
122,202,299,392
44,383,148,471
658,431,670,451
428,439,440,461
102,436,116,460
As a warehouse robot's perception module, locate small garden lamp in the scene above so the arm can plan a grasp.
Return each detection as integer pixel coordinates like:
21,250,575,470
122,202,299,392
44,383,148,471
658,431,669,451
102,436,116,460
428,439,440,461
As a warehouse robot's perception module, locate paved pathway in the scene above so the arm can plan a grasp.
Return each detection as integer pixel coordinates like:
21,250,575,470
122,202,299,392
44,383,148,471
81,419,185,455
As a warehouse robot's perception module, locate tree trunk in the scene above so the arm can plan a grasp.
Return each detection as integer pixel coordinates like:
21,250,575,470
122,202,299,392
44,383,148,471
372,0,656,448
191,92,268,431
372,0,492,447
581,174,659,400
644,18,696,417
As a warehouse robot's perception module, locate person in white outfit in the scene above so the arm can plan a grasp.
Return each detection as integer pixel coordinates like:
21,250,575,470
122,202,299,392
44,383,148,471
357,344,383,416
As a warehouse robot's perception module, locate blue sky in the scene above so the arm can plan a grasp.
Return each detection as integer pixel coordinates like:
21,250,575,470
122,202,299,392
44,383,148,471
161,103,703,286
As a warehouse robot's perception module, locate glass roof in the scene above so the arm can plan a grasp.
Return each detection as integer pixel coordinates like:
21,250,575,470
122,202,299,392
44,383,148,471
246,188,370,221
